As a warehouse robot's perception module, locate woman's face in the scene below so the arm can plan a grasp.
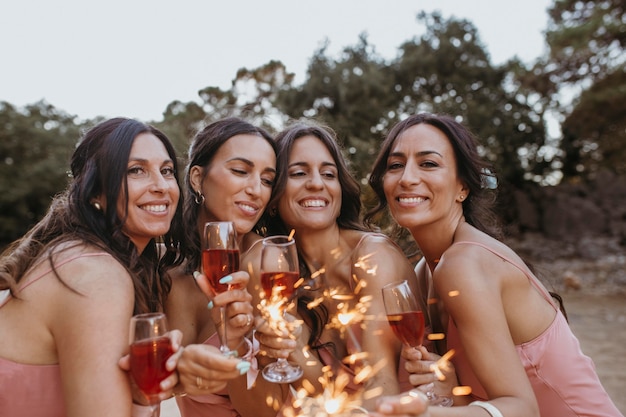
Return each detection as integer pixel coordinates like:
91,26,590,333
191,134,276,236
119,132,180,252
278,135,342,232
382,124,466,231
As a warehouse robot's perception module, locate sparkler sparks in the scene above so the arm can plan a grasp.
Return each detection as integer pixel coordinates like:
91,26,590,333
259,249,425,416
430,348,455,381
283,370,368,417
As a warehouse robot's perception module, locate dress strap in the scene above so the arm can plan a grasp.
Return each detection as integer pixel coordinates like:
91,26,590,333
449,241,556,306
17,252,112,293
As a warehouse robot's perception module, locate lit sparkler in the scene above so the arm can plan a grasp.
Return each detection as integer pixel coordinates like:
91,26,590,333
260,249,396,416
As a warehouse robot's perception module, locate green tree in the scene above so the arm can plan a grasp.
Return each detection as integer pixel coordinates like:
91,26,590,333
0,101,83,247
544,0,626,178
393,12,547,187
274,35,397,181
156,60,296,161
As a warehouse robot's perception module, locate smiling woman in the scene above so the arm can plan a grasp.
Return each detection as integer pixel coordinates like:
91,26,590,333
243,120,418,415
365,113,622,417
0,117,186,416
165,117,279,417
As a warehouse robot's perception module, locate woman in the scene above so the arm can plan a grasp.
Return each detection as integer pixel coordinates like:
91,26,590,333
366,113,622,417
0,118,185,416
165,117,279,416
248,120,417,414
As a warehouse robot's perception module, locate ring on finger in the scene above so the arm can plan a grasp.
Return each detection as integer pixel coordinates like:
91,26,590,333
196,376,207,390
245,314,253,327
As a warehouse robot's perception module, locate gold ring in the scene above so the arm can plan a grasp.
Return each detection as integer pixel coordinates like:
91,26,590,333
196,376,206,389
245,314,253,327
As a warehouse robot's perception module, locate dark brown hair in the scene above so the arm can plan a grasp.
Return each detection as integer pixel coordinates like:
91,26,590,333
0,117,185,314
366,113,502,239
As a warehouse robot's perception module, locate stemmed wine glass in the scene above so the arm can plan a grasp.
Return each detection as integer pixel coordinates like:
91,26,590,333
202,221,240,356
260,235,303,383
382,280,453,407
129,312,175,417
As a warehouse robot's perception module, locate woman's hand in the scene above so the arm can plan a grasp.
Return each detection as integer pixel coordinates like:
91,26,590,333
254,312,301,360
118,329,184,405
368,390,430,417
402,345,457,398
176,343,250,395
195,270,255,351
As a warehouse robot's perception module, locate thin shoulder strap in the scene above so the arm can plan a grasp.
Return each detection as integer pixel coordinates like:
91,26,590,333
18,252,112,293
450,241,556,305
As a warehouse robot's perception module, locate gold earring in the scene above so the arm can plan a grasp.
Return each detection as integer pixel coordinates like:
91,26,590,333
459,195,465,201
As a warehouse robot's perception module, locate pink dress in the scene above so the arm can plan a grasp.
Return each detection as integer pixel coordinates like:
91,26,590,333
175,333,259,417
443,241,622,417
0,252,110,417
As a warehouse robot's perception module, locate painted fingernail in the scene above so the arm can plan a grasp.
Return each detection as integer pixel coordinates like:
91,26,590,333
236,361,251,374
207,301,213,310
193,271,201,280
219,275,233,284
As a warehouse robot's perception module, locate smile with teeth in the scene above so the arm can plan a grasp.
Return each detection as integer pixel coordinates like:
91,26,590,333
141,204,168,213
237,203,258,213
300,199,327,208
398,196,427,204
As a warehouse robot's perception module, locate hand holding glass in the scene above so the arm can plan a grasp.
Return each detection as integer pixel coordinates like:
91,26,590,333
129,313,175,417
260,235,303,383
202,221,240,355
382,280,453,407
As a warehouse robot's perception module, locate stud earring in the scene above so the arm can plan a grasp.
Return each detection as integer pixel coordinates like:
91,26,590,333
459,195,465,201
93,202,102,211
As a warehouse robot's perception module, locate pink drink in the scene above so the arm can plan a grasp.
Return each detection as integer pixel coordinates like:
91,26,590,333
130,336,174,396
202,248,240,293
260,271,299,299
387,310,425,347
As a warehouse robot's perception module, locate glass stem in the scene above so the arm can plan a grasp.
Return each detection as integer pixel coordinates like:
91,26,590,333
149,403,160,417
219,306,229,355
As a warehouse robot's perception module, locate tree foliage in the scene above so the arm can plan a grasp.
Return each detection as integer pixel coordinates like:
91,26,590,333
544,0,626,179
3,3,625,248
0,101,83,246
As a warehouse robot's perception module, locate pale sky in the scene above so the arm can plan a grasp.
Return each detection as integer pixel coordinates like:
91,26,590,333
0,0,553,122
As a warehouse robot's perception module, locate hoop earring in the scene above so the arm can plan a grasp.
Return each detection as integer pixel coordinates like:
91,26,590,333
194,190,205,205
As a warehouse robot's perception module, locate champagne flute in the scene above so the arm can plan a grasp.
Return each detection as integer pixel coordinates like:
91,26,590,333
382,280,453,407
129,313,175,417
202,221,240,355
260,235,303,383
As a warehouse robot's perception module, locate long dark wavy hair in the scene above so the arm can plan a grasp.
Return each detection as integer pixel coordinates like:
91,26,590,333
366,113,567,319
366,113,502,239
0,118,186,314
266,120,370,354
181,117,277,274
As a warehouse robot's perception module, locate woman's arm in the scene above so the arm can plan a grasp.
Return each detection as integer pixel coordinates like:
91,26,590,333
433,245,540,417
353,236,413,409
51,254,137,416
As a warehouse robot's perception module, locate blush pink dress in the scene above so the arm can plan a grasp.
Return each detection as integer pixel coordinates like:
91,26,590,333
0,252,110,417
175,333,259,417
442,241,622,417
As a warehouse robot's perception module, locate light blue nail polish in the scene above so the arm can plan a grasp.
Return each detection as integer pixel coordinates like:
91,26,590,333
207,301,213,310
237,361,251,374
219,275,233,284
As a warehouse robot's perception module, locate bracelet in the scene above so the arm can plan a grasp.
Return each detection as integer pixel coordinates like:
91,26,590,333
469,401,504,417
243,333,260,389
